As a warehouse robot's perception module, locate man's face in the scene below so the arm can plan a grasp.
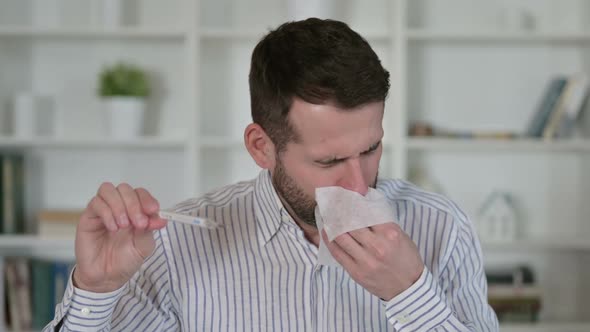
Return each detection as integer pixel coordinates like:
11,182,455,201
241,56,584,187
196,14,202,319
271,97,384,227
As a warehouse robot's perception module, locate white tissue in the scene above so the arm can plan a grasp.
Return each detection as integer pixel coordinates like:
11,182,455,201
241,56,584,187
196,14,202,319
316,186,396,267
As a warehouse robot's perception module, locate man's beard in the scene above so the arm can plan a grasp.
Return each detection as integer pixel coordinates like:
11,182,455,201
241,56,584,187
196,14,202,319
271,157,378,228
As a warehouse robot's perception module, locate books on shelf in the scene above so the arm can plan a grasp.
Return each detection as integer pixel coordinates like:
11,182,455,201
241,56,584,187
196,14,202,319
3,258,74,330
409,73,589,143
486,265,542,323
408,122,518,140
37,209,82,238
4,258,32,331
526,77,568,137
0,153,25,235
526,74,590,140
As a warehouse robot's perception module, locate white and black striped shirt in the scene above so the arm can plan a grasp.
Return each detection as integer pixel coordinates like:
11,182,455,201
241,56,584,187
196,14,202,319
45,170,499,331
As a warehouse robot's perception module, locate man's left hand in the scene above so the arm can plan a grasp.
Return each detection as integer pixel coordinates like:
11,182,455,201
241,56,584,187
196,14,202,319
322,222,424,301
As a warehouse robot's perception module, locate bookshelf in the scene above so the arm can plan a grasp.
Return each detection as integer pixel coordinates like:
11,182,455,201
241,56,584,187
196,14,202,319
399,0,590,328
0,0,589,330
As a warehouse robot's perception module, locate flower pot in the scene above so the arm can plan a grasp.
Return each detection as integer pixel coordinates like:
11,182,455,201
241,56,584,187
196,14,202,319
104,97,145,138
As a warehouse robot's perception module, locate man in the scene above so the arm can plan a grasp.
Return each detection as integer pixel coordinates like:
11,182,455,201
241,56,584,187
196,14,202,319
44,18,498,331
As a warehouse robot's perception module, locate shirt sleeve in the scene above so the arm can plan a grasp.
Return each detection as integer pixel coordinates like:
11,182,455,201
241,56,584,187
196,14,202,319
383,215,499,332
42,230,179,332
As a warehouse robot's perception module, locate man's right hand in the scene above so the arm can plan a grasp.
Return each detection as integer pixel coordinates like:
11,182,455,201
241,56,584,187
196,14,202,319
72,182,168,293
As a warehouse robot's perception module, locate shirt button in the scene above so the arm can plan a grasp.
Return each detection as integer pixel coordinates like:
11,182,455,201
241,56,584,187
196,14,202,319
396,312,411,323
81,308,91,315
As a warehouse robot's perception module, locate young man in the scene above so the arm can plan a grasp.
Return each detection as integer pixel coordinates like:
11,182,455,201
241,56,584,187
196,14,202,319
45,19,498,331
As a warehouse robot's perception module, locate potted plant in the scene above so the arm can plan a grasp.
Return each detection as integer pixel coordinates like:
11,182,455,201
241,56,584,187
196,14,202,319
98,62,150,138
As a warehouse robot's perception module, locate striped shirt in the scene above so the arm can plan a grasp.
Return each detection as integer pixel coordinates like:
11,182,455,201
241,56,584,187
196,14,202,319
45,170,499,331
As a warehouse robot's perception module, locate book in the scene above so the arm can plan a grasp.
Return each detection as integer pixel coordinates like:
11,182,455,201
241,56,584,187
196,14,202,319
37,209,82,238
488,284,542,323
526,77,568,137
1,154,26,235
4,259,32,330
543,74,590,139
486,265,535,285
31,259,55,329
556,75,589,138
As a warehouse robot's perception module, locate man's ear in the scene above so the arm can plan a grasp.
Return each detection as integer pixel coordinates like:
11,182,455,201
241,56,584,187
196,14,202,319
244,123,277,170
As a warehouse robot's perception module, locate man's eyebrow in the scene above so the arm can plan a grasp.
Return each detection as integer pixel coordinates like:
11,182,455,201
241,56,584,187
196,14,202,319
316,140,382,164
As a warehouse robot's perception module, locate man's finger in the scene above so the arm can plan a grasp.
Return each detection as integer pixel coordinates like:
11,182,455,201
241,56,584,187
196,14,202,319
136,188,160,215
96,182,126,229
321,229,355,267
85,195,118,232
331,231,373,264
117,183,147,229
347,227,376,248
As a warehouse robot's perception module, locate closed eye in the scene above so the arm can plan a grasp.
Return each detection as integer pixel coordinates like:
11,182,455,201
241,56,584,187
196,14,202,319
317,157,346,167
361,141,381,155
316,141,380,167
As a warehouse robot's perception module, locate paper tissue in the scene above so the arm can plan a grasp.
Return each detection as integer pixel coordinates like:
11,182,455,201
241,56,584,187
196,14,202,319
315,186,396,267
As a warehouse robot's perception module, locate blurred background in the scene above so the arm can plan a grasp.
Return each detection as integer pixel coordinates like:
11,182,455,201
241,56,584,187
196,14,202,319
0,0,589,331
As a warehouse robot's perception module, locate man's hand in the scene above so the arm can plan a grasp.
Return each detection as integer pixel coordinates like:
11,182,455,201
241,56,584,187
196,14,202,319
322,222,424,301
73,182,168,293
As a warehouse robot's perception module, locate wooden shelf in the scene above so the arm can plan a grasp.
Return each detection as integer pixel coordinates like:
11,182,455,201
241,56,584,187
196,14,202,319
406,137,590,153
0,136,187,149
0,26,186,39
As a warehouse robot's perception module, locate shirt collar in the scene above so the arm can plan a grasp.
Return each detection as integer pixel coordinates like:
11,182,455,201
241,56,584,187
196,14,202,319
253,169,292,246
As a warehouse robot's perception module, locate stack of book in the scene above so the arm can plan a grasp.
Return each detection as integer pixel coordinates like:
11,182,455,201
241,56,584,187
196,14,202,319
37,209,82,238
1,153,26,235
486,265,542,323
3,258,74,330
526,74,589,139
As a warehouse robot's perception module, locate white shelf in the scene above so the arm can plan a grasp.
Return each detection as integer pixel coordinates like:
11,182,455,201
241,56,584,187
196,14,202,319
200,136,244,148
200,28,389,42
500,322,590,332
0,136,187,149
406,137,590,153
199,28,266,40
0,26,186,39
0,235,74,261
482,236,590,251
199,137,399,151
407,29,590,43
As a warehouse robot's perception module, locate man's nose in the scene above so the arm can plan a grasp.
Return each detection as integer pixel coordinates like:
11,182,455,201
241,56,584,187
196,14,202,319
339,158,369,196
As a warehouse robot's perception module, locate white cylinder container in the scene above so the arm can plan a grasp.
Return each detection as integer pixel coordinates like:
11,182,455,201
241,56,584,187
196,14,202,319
101,0,122,27
12,93,35,137
104,97,145,138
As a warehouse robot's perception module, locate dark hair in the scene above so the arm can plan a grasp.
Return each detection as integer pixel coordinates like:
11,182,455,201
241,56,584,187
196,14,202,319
249,18,390,152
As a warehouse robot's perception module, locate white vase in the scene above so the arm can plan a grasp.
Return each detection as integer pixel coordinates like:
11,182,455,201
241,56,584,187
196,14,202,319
286,0,335,21
104,97,145,138
12,93,35,137
101,0,122,27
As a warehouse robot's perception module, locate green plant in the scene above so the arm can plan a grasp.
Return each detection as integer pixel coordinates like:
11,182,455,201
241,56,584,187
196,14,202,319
98,62,150,98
